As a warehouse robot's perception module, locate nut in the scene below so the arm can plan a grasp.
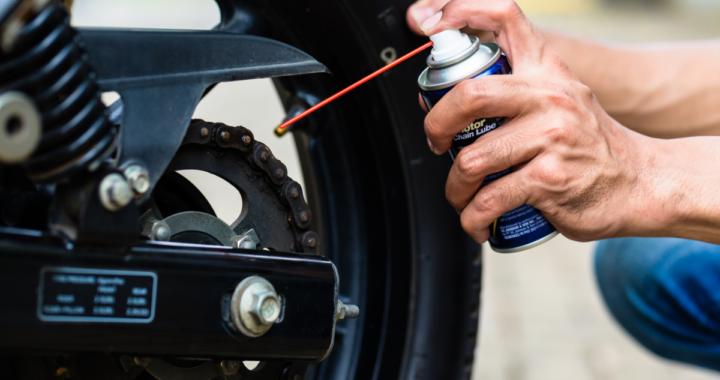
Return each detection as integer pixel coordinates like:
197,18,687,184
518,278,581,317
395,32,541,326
230,276,282,337
99,173,133,211
124,165,150,196
151,223,171,241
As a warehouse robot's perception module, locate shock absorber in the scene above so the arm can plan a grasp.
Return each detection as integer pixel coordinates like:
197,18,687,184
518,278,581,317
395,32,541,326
0,1,118,183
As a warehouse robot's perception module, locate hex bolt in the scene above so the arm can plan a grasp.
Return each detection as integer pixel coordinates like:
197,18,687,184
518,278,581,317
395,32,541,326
300,211,309,223
124,165,150,196
220,360,241,376
260,151,269,162
200,127,209,137
220,130,230,142
290,187,299,199
275,168,285,179
253,290,281,325
234,235,257,250
99,173,134,211
242,135,251,146
231,276,282,337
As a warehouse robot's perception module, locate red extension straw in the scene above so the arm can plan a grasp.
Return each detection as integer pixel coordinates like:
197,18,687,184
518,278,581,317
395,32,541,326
275,41,434,136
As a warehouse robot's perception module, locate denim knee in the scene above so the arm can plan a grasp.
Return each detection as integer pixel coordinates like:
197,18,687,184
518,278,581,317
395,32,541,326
595,237,720,372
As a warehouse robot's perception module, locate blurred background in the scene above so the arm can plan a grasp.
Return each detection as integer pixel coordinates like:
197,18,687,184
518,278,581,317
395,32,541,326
70,0,720,379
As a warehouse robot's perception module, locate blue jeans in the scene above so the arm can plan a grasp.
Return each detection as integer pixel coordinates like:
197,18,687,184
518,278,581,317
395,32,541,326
595,238,720,372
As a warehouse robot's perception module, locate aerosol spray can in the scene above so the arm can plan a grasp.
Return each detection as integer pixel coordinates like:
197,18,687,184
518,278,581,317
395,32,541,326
418,30,558,253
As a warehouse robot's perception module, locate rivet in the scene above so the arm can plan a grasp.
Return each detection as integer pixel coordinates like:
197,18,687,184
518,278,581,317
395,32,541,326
260,151,269,162
242,135,251,146
307,238,316,248
300,211,309,222
221,131,230,142
275,168,285,179
290,188,299,199
200,127,209,137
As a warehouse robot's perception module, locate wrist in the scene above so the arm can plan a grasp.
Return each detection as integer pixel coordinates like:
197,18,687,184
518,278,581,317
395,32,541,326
629,135,720,242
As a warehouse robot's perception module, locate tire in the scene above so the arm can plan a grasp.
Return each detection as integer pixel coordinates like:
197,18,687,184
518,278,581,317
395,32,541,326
217,1,483,379
1,1,482,379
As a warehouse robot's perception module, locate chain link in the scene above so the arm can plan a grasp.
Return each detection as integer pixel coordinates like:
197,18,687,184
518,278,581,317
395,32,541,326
181,119,319,255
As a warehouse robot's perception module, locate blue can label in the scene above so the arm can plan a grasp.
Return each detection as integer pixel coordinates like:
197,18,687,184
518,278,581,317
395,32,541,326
420,56,556,252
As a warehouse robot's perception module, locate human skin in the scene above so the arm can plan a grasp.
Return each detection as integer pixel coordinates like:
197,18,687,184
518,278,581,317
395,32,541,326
406,0,720,244
408,0,720,139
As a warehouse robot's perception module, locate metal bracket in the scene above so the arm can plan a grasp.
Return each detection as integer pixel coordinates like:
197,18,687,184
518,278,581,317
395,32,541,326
76,28,329,202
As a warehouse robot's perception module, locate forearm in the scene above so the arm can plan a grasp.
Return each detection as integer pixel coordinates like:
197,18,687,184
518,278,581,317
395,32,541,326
634,134,720,243
543,30,720,138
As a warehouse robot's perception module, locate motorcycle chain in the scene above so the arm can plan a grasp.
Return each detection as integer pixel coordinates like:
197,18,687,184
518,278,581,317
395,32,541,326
180,119,319,255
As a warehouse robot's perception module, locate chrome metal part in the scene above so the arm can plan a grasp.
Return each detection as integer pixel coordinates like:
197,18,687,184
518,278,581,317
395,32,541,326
99,173,134,212
124,165,150,197
0,91,41,163
232,229,260,250
150,222,171,241
418,41,501,91
336,300,360,321
230,276,282,338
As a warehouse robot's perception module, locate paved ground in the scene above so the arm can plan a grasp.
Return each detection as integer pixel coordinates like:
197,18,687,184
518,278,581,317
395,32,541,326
71,0,720,379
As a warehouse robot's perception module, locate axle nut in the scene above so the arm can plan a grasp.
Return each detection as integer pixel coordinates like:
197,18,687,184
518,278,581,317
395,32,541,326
231,276,282,337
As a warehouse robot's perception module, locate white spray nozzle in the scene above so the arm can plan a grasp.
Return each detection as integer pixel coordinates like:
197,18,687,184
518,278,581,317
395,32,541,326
429,29,473,62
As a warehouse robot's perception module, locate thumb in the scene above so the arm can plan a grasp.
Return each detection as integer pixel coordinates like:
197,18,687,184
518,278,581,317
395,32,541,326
420,0,549,71
406,0,452,36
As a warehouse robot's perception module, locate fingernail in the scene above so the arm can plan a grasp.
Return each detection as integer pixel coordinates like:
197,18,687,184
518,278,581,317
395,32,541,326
420,11,442,32
411,6,436,25
427,137,437,154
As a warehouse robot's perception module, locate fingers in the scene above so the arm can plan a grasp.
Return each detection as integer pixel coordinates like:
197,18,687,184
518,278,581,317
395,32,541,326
407,0,452,35
421,0,550,70
418,92,429,113
424,74,537,154
459,170,530,243
446,122,544,210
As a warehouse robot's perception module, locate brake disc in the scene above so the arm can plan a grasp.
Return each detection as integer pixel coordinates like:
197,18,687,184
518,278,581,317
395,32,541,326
148,119,319,254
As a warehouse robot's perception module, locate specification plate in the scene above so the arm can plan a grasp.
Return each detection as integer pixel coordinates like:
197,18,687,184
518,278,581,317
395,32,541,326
38,267,157,323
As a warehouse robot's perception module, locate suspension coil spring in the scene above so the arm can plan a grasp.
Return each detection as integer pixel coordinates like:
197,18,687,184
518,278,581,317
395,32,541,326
0,3,117,183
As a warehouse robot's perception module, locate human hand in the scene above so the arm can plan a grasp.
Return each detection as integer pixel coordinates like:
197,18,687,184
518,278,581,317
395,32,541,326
407,0,495,41
413,0,669,243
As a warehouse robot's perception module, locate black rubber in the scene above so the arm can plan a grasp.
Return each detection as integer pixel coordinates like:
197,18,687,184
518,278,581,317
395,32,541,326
0,0,482,379
218,0,484,379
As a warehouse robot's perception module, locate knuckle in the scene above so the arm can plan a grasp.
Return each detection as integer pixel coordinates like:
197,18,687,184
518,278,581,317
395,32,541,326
474,190,498,213
574,82,595,103
542,84,575,110
532,157,568,188
454,149,485,180
495,0,523,21
545,121,572,144
452,80,485,114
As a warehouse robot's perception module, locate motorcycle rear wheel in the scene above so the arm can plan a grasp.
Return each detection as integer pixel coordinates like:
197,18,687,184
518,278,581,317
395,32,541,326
3,0,482,379
218,0,484,379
